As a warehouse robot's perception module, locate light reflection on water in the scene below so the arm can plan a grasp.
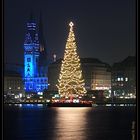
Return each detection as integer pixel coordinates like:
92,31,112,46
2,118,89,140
53,108,90,140
4,104,135,140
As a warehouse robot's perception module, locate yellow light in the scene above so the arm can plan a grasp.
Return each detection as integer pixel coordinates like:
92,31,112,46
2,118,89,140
57,21,87,97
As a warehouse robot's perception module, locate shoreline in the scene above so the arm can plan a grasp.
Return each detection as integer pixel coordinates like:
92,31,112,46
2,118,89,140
4,102,136,107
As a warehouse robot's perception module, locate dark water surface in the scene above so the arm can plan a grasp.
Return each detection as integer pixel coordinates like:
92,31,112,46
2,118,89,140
4,104,136,140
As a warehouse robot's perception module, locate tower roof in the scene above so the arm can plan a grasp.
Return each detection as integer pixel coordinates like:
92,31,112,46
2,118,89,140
38,12,48,67
28,11,35,23
38,12,46,47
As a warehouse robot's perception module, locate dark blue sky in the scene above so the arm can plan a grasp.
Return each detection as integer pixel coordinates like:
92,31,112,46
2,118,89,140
4,0,136,65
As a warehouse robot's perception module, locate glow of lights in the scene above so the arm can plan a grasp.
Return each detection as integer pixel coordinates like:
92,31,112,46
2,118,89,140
39,96,43,99
9,87,11,90
46,100,50,102
73,99,79,103
95,87,109,90
19,93,22,98
105,96,109,99
92,96,96,99
19,104,22,107
106,104,112,106
55,94,59,98
15,95,19,99
121,78,123,81
37,104,43,107
57,21,87,97
37,92,43,95
125,77,128,81
117,78,120,81
120,96,123,99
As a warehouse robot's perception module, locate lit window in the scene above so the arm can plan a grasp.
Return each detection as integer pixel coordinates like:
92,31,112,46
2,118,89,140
27,58,31,62
121,78,123,81
125,77,128,81
117,78,120,81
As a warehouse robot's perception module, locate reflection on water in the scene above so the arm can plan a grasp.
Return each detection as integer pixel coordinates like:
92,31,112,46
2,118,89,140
54,108,90,140
4,104,136,140
131,121,135,140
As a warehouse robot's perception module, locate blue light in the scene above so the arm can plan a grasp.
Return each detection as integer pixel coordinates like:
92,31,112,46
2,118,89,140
23,20,48,93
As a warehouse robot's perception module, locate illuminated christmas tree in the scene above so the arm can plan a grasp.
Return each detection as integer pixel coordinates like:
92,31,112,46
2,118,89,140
57,22,87,98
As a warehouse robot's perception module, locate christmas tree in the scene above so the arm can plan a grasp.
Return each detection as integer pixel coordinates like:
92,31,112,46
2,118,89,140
57,22,87,98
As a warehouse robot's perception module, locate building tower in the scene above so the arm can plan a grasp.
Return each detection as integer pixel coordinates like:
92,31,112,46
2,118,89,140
38,12,48,76
24,14,48,93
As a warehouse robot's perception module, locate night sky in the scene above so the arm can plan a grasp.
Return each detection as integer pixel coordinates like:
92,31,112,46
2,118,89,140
4,0,136,65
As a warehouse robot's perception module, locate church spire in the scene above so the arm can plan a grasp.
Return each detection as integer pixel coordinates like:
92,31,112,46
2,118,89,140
38,11,48,70
38,12,46,51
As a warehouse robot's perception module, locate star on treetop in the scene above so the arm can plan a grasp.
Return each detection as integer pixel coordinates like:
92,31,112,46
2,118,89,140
69,22,74,31
69,21,74,27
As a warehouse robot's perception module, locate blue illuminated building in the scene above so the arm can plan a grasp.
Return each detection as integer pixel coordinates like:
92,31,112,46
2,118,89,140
24,14,48,93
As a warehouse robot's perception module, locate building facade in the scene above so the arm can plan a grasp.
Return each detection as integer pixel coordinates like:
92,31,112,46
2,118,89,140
111,56,136,98
81,58,111,91
23,14,48,93
4,71,25,101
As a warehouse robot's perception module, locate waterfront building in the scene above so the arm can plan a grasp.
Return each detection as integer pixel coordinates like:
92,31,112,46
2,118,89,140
23,14,48,93
4,71,25,101
111,56,136,98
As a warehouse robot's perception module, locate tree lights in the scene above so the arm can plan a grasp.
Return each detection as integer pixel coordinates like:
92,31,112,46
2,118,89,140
57,22,87,98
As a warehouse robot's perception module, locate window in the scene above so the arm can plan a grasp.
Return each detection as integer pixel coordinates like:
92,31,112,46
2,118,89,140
117,78,120,81
27,58,31,62
121,78,123,81
125,77,128,81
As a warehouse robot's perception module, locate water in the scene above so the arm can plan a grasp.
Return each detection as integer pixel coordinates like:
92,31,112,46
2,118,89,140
4,104,136,140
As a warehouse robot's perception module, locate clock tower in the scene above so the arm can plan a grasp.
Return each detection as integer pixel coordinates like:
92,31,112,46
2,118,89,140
23,14,48,93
